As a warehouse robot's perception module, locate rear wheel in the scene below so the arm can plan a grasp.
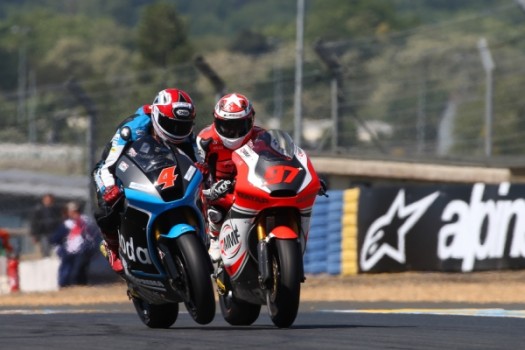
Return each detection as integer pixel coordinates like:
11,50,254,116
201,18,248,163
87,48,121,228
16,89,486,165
131,297,179,328
173,233,216,325
267,239,302,328
218,270,261,326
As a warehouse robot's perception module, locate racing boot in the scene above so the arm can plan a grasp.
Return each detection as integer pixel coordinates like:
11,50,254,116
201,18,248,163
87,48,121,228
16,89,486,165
207,208,222,262
100,236,123,274
208,234,221,263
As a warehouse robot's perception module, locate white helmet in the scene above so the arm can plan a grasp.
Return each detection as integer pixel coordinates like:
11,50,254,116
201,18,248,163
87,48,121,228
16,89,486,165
213,93,255,149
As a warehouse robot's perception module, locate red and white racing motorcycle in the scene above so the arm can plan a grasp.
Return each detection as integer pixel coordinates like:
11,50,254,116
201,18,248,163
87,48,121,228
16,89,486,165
213,130,323,328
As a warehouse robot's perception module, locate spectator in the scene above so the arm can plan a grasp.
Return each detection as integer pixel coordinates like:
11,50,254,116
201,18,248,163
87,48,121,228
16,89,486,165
50,201,101,288
0,228,13,257
0,228,20,293
29,193,63,258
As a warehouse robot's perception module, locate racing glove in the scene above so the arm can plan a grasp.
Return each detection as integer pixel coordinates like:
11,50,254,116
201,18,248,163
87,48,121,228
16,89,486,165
318,179,329,197
103,186,123,205
203,180,232,202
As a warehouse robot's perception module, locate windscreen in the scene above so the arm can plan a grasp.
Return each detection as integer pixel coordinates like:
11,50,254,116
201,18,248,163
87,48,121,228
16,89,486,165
128,137,177,174
251,129,295,161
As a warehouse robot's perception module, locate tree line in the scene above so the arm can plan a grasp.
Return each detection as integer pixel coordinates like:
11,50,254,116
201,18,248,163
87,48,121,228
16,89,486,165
1,0,524,162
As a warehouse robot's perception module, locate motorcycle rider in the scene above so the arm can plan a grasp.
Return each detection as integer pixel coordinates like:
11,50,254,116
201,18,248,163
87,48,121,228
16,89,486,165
92,88,198,274
196,92,266,262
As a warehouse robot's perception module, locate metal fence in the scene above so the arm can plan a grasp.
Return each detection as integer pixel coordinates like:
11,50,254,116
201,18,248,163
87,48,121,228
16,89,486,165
3,3,525,171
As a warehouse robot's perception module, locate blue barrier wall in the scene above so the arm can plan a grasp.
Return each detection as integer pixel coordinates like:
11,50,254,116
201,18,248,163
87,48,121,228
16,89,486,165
304,194,329,274
304,190,344,275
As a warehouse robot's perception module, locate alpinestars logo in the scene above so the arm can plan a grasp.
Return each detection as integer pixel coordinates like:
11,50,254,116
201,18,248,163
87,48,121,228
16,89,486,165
360,190,439,271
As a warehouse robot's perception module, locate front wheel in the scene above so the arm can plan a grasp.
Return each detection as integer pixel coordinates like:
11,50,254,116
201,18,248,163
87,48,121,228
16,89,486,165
173,233,216,325
218,270,261,326
267,239,302,328
131,297,179,328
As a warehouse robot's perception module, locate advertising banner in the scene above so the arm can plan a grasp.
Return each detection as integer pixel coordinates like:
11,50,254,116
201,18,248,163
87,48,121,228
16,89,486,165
358,183,525,273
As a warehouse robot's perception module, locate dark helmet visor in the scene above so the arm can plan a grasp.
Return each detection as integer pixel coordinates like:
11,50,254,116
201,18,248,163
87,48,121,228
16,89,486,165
158,115,193,137
215,117,253,138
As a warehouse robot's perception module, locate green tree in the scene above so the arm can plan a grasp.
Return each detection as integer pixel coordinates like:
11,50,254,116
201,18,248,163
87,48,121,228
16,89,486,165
137,2,193,68
307,0,416,41
0,46,17,90
230,29,271,55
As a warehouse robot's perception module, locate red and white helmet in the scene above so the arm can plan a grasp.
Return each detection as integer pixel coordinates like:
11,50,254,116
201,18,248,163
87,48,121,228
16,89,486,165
151,88,196,143
213,93,255,149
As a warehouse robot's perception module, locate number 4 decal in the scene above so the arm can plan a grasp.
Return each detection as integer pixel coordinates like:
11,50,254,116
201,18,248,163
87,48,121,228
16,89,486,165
157,166,178,189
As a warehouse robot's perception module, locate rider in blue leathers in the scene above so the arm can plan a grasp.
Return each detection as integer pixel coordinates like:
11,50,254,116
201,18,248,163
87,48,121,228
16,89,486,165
92,88,198,273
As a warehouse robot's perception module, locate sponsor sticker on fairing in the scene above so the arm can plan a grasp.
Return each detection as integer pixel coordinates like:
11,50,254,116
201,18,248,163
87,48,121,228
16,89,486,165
129,182,151,192
184,165,196,181
118,161,129,172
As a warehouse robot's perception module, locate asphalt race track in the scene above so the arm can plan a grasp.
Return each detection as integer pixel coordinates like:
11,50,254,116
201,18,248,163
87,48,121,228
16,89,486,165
1,301,524,349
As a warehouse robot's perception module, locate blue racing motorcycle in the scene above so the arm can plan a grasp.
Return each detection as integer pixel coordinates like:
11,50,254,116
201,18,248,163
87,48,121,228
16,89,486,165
114,134,215,328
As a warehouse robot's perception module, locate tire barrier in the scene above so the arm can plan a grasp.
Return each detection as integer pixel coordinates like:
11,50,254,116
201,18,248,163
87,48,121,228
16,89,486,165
326,191,343,275
304,193,330,274
304,190,345,275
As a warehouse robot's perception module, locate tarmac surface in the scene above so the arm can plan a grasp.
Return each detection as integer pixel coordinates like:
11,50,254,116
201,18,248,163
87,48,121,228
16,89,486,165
2,271,525,350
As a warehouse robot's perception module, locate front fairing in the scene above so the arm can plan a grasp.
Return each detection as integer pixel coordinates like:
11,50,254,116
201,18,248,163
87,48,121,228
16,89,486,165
232,130,320,211
117,136,199,203
115,135,204,283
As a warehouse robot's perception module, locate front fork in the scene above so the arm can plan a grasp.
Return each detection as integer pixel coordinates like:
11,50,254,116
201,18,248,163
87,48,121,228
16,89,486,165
257,217,302,289
215,215,303,294
257,221,272,288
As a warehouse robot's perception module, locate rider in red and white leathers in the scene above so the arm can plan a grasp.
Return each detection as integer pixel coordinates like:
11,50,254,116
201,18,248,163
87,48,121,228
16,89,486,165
196,93,265,261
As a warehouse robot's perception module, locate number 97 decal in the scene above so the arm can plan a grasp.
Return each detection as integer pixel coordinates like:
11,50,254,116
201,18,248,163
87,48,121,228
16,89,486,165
264,165,301,185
